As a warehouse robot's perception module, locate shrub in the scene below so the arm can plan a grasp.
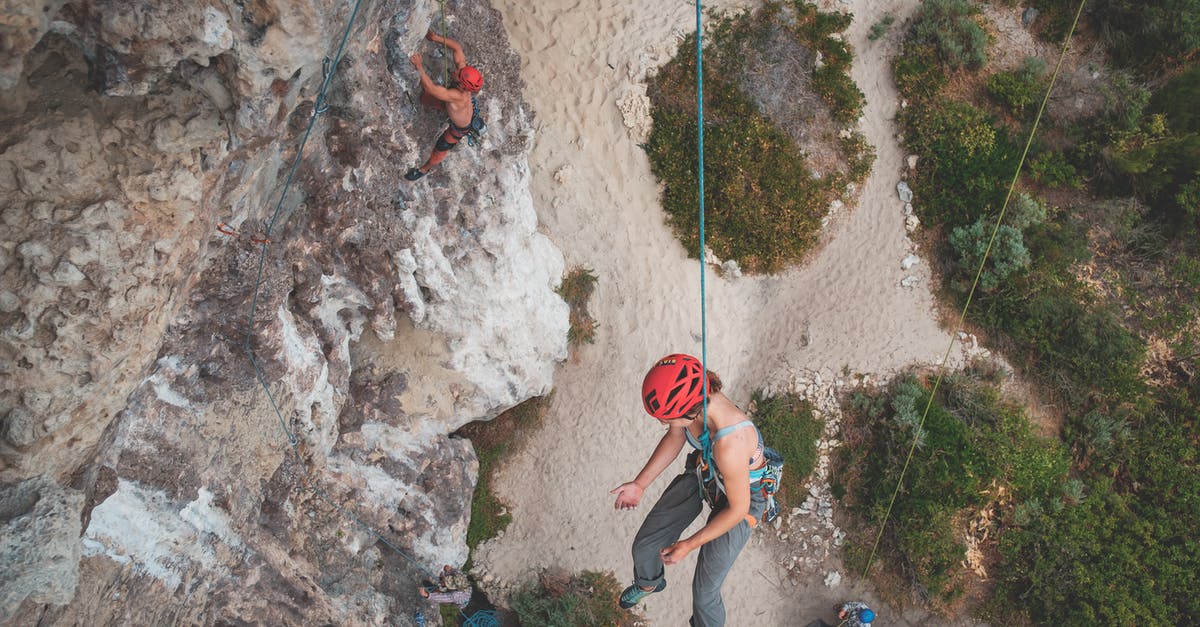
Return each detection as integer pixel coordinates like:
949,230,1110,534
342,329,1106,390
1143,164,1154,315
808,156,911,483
1007,192,1049,230
750,391,823,503
1088,0,1200,70
558,267,598,348
986,57,1047,116
902,101,1020,229
841,373,1069,603
949,220,1032,291
456,396,552,563
868,14,895,41
910,0,990,71
645,2,869,273
509,570,638,627
1027,150,1082,188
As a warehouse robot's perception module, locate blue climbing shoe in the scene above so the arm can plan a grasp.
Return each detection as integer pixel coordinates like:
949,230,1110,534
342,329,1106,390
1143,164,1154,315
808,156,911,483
414,610,426,626
619,580,665,609
404,167,427,181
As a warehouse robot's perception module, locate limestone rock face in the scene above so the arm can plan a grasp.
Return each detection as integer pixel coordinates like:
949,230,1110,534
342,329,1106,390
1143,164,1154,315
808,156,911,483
0,0,565,623
0,476,83,622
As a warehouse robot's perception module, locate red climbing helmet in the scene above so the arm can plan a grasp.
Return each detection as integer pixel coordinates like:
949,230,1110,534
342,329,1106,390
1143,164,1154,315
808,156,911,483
642,354,707,420
457,66,483,92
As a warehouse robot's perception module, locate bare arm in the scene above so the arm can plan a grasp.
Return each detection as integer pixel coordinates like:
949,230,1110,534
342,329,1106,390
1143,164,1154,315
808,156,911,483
409,54,454,101
611,425,687,509
426,30,468,69
633,426,688,488
661,440,751,564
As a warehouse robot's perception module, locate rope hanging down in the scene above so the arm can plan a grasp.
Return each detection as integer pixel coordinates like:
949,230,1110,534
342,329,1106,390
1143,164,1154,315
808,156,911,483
695,0,710,431
860,0,1088,581
232,0,436,580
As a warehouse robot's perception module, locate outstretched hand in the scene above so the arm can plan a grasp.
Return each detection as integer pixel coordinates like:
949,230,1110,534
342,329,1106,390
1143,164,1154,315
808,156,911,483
425,29,441,43
409,53,423,69
610,482,644,511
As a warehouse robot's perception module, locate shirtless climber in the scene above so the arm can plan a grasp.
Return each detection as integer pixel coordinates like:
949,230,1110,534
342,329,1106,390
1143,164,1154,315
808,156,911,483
405,30,485,181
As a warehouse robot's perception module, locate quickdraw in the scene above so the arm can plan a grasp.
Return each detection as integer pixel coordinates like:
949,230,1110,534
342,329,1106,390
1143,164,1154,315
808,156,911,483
216,222,271,245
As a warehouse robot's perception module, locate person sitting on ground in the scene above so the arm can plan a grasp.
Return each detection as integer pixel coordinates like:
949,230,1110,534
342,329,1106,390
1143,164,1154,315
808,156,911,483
417,564,472,608
405,30,484,181
612,354,769,627
837,600,876,626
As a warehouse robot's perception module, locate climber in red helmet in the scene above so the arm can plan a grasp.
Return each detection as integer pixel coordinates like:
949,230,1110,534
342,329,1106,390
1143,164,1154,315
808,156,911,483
612,354,771,627
406,30,485,181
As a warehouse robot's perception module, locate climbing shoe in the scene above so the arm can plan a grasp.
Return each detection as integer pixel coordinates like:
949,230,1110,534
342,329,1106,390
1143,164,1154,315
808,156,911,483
404,167,426,181
619,580,665,609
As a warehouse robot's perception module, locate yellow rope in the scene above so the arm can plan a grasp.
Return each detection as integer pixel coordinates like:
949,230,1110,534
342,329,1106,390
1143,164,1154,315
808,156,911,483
860,0,1088,581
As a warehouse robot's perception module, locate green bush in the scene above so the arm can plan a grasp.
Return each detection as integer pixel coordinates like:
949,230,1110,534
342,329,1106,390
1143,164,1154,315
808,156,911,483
902,101,1020,229
949,220,1032,291
457,396,552,564
509,570,638,627
911,0,990,71
1089,0,1200,70
894,0,991,102
1007,192,1049,230
750,391,823,504
986,57,1047,116
558,267,599,348
645,2,869,273
1027,150,1082,188
841,373,1069,603
868,14,895,41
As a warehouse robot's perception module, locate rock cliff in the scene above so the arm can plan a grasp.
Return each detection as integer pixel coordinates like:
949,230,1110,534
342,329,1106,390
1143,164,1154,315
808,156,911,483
0,0,567,623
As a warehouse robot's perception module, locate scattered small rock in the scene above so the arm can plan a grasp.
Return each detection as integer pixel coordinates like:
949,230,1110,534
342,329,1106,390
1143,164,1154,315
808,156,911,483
1022,7,1039,27
900,275,919,288
901,254,919,270
903,202,913,216
824,571,842,587
906,154,919,170
905,214,921,232
896,181,913,202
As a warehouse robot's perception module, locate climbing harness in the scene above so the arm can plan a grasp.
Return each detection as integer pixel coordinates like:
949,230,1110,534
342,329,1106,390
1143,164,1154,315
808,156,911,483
689,421,784,523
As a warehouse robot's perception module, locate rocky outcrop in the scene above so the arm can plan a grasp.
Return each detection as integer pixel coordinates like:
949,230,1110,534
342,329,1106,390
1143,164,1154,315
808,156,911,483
0,476,83,622
1,0,566,623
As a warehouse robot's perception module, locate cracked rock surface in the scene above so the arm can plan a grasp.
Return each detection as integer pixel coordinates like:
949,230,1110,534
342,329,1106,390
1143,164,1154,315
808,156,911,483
1,0,566,622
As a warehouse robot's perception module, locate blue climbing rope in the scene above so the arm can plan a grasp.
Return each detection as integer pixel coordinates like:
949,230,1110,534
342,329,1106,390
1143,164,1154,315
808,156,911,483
695,0,709,437
460,608,500,627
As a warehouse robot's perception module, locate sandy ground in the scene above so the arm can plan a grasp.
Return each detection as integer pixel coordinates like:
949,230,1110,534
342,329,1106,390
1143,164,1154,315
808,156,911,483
473,0,980,624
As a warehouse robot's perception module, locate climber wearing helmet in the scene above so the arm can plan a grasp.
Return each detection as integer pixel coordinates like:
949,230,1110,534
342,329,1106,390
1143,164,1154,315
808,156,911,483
612,354,768,627
406,30,485,181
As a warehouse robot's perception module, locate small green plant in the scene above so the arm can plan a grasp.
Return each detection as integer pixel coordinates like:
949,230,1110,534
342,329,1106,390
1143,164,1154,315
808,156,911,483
1027,150,1082,188
456,396,552,565
509,570,639,627
868,14,895,41
949,220,1032,291
558,267,599,348
894,0,990,100
750,391,823,503
986,57,1047,116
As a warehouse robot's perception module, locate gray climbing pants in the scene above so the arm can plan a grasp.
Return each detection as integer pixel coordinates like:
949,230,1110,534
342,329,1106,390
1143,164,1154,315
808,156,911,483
631,461,766,627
